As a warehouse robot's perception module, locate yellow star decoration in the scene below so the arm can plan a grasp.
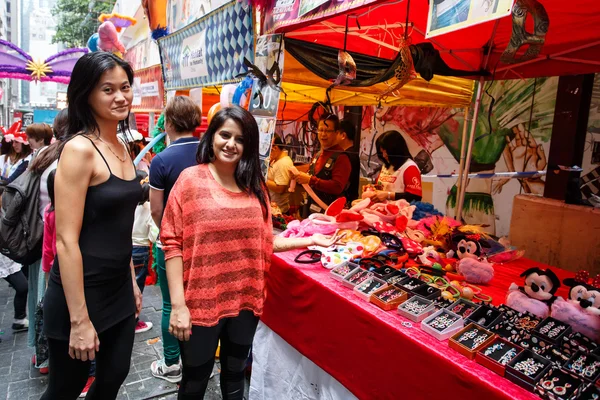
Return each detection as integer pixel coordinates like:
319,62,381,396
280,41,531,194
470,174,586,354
26,59,53,82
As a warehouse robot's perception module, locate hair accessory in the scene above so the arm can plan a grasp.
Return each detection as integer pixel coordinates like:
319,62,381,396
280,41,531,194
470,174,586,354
553,383,571,396
473,334,490,348
541,377,559,390
499,348,518,365
458,329,478,343
295,249,322,264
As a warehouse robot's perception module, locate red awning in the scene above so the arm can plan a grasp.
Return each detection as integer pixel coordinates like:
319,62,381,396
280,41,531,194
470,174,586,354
278,0,600,79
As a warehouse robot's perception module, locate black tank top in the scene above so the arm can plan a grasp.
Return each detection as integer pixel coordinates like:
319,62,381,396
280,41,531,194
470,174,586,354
44,136,142,340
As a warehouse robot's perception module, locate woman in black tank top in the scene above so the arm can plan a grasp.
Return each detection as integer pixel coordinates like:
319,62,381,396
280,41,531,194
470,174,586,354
41,53,143,400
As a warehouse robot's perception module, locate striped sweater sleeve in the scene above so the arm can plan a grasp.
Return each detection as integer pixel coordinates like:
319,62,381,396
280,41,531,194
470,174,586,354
161,175,184,261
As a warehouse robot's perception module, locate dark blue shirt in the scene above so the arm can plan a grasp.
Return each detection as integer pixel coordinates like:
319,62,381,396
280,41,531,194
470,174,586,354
149,137,199,208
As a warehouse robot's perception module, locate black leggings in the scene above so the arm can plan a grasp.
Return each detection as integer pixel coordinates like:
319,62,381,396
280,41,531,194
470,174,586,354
178,310,259,400
4,270,28,320
40,314,135,400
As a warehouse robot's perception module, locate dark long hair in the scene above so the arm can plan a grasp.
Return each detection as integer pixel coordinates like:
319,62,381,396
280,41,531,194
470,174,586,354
196,106,269,220
62,52,134,151
47,170,56,212
376,130,413,170
29,109,69,174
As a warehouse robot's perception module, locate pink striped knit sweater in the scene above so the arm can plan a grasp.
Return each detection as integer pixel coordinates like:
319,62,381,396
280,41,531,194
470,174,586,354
161,163,273,327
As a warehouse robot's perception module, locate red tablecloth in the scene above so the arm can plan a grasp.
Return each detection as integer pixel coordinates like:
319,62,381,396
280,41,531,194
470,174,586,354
261,252,575,400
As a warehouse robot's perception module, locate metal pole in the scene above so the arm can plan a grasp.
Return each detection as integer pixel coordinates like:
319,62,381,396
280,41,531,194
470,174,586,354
454,106,470,218
456,78,484,222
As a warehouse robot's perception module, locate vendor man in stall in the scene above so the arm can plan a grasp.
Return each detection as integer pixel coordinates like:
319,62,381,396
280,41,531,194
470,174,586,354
292,114,351,215
267,135,294,213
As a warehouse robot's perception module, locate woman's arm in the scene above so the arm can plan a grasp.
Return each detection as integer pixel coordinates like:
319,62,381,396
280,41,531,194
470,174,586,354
160,179,192,341
55,138,99,361
273,233,342,253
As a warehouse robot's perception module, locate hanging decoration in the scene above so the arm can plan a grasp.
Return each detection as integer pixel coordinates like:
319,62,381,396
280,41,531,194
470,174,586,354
98,13,137,32
97,21,126,57
0,39,88,84
500,0,549,64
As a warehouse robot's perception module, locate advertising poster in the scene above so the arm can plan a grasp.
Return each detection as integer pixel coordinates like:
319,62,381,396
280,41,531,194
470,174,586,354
131,65,165,112
426,0,514,38
256,117,277,178
263,0,384,33
180,30,209,80
158,1,254,90
248,34,284,118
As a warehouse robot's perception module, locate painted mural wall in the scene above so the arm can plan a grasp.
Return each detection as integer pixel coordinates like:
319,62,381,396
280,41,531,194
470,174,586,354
275,78,559,238
581,74,600,203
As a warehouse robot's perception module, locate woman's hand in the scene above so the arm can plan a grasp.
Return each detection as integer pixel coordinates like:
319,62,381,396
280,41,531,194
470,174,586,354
169,304,192,342
133,283,143,318
362,190,390,202
311,231,346,248
69,318,100,361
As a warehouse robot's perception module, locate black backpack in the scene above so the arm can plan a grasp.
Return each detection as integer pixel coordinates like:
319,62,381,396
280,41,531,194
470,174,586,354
0,169,43,265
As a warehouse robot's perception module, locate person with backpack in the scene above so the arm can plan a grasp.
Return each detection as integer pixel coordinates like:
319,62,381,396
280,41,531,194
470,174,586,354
0,131,32,183
41,52,142,400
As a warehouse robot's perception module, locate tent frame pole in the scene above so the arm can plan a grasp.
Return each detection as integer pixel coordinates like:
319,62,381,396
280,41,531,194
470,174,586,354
456,20,499,222
455,106,470,219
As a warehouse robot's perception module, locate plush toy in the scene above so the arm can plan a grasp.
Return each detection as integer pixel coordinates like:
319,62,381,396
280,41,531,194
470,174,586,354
506,267,561,319
97,21,126,56
551,272,600,341
450,233,491,260
456,257,494,284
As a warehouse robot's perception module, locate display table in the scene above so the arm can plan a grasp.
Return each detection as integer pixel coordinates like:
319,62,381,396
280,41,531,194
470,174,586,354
252,251,574,400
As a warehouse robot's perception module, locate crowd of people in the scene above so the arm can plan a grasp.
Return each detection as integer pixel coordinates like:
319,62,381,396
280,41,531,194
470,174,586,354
0,50,425,400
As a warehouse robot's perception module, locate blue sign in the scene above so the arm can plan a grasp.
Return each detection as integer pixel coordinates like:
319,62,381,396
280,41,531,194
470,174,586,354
33,109,59,125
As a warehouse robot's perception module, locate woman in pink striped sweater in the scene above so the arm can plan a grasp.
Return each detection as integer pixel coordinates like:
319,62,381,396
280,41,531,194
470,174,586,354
161,106,337,400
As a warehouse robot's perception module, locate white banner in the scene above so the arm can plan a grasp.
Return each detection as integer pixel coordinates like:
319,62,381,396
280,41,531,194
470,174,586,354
180,30,209,80
132,77,142,106
426,0,515,38
141,82,160,98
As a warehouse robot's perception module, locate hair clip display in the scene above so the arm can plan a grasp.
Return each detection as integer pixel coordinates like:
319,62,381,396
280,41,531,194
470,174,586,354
330,264,358,282
562,332,598,356
397,277,426,292
484,342,505,356
354,277,386,300
475,337,523,374
466,305,502,329
566,352,600,381
370,285,408,311
535,317,571,343
387,274,407,286
446,299,479,319
412,284,442,300
450,323,495,359
342,269,372,289
535,368,584,399
422,309,464,340
506,350,551,389
398,295,436,322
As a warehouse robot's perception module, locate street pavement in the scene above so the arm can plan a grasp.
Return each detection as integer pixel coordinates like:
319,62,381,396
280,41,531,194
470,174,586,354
0,279,236,400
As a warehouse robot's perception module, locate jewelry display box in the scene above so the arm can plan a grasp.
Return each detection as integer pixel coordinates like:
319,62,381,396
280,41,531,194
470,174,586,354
578,383,600,400
449,322,496,360
475,337,524,376
535,367,585,400
533,317,572,345
353,277,387,301
446,299,479,319
370,285,408,311
518,332,551,356
397,295,436,322
542,347,571,367
563,351,600,383
330,263,358,282
421,309,464,341
506,349,553,392
385,272,408,286
466,304,504,329
342,268,372,289
561,332,598,357
394,276,427,297
411,283,442,300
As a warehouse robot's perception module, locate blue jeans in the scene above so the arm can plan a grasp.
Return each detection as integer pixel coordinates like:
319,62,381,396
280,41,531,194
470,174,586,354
132,246,150,293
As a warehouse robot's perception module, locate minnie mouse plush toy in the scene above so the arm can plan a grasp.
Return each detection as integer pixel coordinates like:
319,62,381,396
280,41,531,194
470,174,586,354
551,271,600,341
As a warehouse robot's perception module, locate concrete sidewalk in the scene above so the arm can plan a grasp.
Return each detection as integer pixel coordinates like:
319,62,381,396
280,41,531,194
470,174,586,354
0,280,232,400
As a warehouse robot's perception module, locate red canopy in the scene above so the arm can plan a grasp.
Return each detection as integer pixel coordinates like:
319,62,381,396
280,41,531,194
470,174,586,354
278,0,600,79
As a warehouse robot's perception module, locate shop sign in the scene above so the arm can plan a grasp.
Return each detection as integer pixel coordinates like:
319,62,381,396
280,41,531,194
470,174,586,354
180,30,209,80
